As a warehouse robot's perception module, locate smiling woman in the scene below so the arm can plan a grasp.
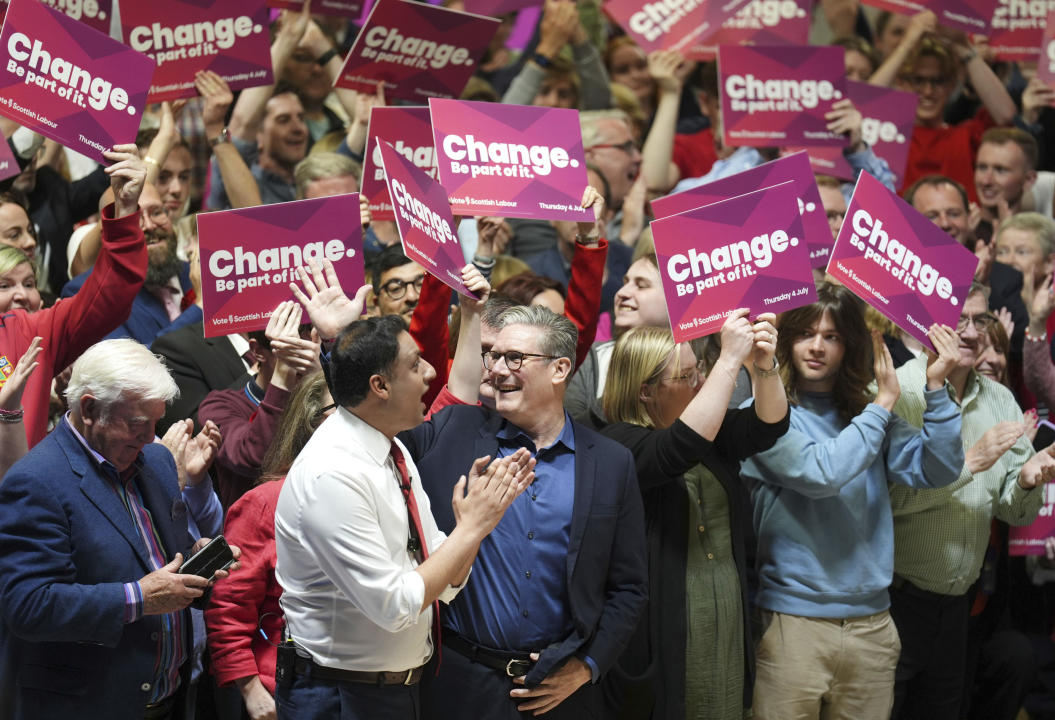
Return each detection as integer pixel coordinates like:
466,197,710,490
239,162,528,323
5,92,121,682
0,193,37,262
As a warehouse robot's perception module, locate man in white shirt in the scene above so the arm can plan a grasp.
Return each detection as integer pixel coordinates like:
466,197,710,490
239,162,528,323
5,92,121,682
274,313,533,719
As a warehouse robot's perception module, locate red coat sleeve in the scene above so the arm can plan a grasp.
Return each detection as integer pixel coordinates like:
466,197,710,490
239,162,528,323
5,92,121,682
20,205,147,446
205,480,284,693
565,239,607,371
409,273,451,409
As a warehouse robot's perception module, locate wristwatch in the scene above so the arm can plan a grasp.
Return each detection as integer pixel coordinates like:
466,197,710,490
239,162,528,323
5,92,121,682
754,358,780,378
209,127,231,147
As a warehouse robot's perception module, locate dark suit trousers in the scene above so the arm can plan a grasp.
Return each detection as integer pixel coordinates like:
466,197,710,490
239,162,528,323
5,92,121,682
889,580,970,720
275,672,419,720
420,645,600,720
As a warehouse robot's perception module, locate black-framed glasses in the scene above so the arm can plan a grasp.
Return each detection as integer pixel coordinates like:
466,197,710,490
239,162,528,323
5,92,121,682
588,140,637,155
956,313,996,333
903,74,948,91
380,274,425,300
319,402,337,415
481,350,558,371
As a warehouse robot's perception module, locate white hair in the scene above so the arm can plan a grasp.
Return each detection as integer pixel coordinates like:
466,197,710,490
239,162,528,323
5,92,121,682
66,339,179,416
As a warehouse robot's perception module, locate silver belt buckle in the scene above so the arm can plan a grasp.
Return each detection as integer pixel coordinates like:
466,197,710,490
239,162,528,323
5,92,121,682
505,659,530,677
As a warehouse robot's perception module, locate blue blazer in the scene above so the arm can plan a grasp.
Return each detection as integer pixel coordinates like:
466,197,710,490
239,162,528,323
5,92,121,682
399,404,648,686
0,421,195,719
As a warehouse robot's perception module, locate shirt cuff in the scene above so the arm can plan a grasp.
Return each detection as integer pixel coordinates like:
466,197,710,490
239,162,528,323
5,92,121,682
123,581,144,623
582,655,599,684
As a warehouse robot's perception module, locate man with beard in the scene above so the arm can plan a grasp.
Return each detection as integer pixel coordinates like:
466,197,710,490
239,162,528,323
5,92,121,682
62,183,197,345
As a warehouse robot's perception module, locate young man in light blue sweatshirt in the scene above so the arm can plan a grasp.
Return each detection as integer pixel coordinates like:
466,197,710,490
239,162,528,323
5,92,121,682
739,283,964,720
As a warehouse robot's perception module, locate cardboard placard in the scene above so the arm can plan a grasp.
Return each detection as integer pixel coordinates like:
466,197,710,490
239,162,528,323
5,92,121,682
266,0,365,17
651,181,817,342
334,0,499,102
793,80,918,186
653,151,834,268
1009,483,1055,556
1040,8,1055,86
122,0,273,103
198,195,365,337
430,98,592,222
0,0,155,162
604,0,753,55
718,44,849,148
362,106,436,222
825,172,979,350
989,0,1055,60
376,139,475,298
689,0,811,59
0,0,112,34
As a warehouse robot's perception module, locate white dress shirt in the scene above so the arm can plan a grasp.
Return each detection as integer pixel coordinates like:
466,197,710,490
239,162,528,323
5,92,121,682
275,407,462,672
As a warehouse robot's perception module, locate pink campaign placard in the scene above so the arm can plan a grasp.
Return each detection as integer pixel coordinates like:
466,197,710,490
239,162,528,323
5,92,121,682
198,195,366,337
989,0,1055,60
376,139,476,298
430,98,592,222
794,80,918,185
718,44,848,148
604,0,753,56
335,0,499,102
861,0,998,33
825,172,978,351
653,151,834,268
689,0,811,59
463,0,539,15
122,0,273,103
1041,9,1055,87
931,0,1000,34
362,106,436,222
1009,484,1055,556
651,181,817,343
0,0,154,163
266,0,365,17
0,0,113,34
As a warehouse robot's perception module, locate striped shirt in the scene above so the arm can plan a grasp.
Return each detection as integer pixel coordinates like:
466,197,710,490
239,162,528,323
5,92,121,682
64,415,186,703
889,357,1042,596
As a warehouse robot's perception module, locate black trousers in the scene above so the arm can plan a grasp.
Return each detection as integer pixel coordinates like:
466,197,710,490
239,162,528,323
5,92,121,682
420,645,600,720
889,580,970,720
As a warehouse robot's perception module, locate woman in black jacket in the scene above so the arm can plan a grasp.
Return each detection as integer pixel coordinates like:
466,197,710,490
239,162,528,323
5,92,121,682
600,310,789,720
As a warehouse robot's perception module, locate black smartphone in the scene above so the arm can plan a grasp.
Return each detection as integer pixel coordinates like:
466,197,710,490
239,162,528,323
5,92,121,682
180,535,235,580
1035,420,1055,452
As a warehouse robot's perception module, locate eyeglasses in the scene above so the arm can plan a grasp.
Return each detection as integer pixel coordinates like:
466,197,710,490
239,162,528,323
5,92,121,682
319,402,337,416
903,75,948,91
661,366,702,389
481,350,558,371
380,274,425,300
956,313,996,332
588,140,637,155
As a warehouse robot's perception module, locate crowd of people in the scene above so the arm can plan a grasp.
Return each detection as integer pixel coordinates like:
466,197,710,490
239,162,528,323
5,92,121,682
0,0,1054,718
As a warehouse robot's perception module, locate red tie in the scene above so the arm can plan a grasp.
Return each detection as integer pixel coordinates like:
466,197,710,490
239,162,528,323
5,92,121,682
390,441,442,669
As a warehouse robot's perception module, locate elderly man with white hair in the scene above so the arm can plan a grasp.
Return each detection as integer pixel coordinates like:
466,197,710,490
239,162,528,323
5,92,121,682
0,338,235,720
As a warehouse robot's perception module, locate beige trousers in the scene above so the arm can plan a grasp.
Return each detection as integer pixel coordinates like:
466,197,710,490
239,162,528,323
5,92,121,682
752,610,901,720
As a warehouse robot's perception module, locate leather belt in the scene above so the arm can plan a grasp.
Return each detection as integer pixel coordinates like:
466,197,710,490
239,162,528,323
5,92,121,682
443,630,533,677
293,655,424,686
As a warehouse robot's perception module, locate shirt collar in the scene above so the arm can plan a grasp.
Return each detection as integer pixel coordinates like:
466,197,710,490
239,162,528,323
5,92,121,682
496,411,576,453
339,407,396,466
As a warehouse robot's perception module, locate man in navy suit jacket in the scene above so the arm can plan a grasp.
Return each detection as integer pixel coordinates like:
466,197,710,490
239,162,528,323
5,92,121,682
400,305,647,719
0,339,230,720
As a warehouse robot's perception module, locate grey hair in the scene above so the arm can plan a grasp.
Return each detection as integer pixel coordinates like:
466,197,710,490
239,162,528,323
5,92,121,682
997,212,1055,258
498,305,577,363
579,109,632,150
66,339,179,416
293,152,362,200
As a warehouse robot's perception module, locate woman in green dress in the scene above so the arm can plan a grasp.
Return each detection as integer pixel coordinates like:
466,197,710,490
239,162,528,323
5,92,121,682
600,310,789,720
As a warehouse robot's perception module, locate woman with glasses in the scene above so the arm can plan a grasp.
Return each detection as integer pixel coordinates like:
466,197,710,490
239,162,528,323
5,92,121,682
206,370,336,720
598,310,790,720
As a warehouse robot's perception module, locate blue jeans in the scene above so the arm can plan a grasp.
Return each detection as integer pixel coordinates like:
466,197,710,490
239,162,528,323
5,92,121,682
276,671,420,720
